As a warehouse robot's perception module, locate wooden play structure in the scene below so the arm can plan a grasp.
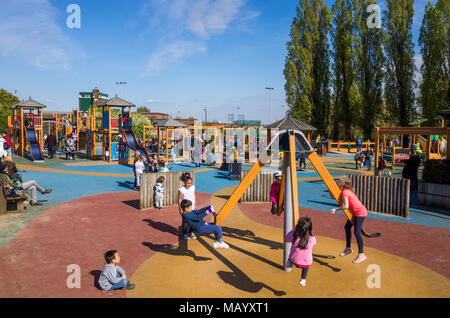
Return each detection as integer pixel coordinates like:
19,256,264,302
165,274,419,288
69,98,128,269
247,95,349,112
84,95,139,164
210,129,380,271
374,127,450,175
8,97,45,161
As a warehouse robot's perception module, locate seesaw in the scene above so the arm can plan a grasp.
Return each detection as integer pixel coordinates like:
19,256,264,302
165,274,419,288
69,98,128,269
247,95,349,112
210,129,380,270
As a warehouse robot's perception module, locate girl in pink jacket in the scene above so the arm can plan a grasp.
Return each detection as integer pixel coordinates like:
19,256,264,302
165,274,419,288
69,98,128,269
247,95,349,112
285,216,316,286
270,171,282,215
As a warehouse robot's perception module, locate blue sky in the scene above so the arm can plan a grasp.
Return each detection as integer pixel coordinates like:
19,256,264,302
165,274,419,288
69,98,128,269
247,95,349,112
0,0,433,124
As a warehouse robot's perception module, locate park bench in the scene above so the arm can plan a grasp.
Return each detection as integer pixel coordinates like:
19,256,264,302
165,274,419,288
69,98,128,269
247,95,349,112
0,187,27,214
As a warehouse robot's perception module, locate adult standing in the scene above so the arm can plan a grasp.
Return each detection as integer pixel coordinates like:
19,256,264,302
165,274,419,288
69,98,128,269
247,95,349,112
46,133,57,159
401,145,421,204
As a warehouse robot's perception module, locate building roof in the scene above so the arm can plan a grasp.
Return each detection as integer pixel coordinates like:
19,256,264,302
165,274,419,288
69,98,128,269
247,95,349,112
11,97,46,109
97,95,135,108
266,115,317,131
153,118,188,127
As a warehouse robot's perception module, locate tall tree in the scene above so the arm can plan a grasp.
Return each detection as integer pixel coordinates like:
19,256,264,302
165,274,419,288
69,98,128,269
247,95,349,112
419,0,449,123
331,0,359,139
284,0,333,127
355,0,384,139
382,0,416,127
0,89,19,130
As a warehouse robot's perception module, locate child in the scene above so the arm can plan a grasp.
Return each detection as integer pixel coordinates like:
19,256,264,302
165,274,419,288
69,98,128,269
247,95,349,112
98,250,135,291
154,176,165,210
285,216,316,286
299,152,306,170
178,174,196,239
330,176,367,264
354,151,363,169
180,199,229,249
134,156,145,191
270,171,282,215
158,160,170,172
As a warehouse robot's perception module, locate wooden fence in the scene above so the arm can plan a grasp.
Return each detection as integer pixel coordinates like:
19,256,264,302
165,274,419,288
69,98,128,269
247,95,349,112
139,170,195,210
240,171,410,218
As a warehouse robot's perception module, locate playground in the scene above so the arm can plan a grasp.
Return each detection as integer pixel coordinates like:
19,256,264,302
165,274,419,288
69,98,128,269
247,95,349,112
0,126,449,299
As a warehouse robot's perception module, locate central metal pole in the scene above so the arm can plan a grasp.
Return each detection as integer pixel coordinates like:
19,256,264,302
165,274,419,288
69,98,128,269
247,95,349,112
283,152,293,272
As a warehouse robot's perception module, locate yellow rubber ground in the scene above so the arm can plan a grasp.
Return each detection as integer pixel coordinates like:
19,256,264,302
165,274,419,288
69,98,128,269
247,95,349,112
127,186,450,298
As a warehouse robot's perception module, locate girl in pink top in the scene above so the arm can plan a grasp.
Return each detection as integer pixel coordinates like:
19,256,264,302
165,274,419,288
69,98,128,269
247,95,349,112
270,171,282,215
330,176,367,264
285,216,316,286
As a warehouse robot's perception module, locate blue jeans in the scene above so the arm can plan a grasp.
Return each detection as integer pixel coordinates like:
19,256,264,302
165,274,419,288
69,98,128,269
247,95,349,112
197,223,223,240
107,273,129,291
136,172,143,187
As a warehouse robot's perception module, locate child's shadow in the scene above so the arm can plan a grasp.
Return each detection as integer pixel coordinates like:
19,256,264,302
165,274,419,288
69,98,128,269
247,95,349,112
142,238,212,262
89,270,102,291
143,219,179,236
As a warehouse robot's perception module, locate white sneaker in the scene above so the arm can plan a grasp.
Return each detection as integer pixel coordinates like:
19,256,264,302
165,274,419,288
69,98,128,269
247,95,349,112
213,240,229,249
190,233,197,239
299,279,306,286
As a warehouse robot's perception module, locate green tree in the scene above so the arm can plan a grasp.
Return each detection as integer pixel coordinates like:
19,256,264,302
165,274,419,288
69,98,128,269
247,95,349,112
132,113,151,138
0,89,19,130
382,0,416,127
331,0,360,139
136,106,150,113
284,0,333,127
419,0,449,124
356,0,384,139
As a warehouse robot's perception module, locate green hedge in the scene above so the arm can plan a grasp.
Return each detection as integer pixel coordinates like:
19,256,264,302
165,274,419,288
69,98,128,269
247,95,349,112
422,159,450,185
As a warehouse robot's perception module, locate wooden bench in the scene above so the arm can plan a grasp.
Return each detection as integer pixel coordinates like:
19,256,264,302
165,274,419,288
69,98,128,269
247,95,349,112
0,188,27,214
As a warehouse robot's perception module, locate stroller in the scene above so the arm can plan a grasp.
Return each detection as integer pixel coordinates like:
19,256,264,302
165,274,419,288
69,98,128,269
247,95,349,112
65,138,76,160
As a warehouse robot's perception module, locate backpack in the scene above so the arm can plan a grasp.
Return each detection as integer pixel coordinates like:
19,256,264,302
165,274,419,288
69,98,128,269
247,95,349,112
3,142,9,150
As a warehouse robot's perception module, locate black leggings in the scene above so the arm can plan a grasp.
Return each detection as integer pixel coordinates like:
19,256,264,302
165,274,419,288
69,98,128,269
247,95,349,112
294,265,309,279
345,217,365,254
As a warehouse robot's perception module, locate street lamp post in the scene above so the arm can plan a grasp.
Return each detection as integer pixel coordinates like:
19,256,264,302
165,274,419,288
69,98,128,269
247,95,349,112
265,87,274,124
203,107,208,124
116,81,128,96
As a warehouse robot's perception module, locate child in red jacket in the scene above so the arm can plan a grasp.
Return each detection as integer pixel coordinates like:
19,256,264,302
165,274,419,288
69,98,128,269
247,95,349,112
270,171,282,215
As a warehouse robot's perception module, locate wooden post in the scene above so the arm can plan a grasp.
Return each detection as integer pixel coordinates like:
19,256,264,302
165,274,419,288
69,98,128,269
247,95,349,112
166,128,169,160
289,132,299,225
426,135,431,161
157,127,161,157
277,158,286,216
374,127,379,176
20,107,24,157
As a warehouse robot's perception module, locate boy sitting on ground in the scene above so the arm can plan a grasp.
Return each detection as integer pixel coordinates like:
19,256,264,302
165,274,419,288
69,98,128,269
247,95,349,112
180,199,229,249
98,250,135,292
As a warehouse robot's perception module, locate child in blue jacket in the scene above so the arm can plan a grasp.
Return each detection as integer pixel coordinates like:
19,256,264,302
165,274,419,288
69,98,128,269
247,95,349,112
180,199,229,249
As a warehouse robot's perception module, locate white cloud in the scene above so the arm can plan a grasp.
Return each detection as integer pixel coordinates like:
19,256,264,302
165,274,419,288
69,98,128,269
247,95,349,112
145,40,206,74
145,99,159,103
186,0,245,39
0,0,81,70
142,0,246,74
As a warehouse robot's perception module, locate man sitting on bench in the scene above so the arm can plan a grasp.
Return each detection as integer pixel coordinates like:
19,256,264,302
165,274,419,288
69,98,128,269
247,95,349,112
0,163,52,206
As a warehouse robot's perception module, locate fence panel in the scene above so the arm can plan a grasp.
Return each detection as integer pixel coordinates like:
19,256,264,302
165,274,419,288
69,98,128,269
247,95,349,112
139,170,195,210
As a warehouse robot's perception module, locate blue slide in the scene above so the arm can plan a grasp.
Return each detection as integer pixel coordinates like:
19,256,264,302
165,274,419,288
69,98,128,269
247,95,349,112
24,127,44,161
123,129,151,162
